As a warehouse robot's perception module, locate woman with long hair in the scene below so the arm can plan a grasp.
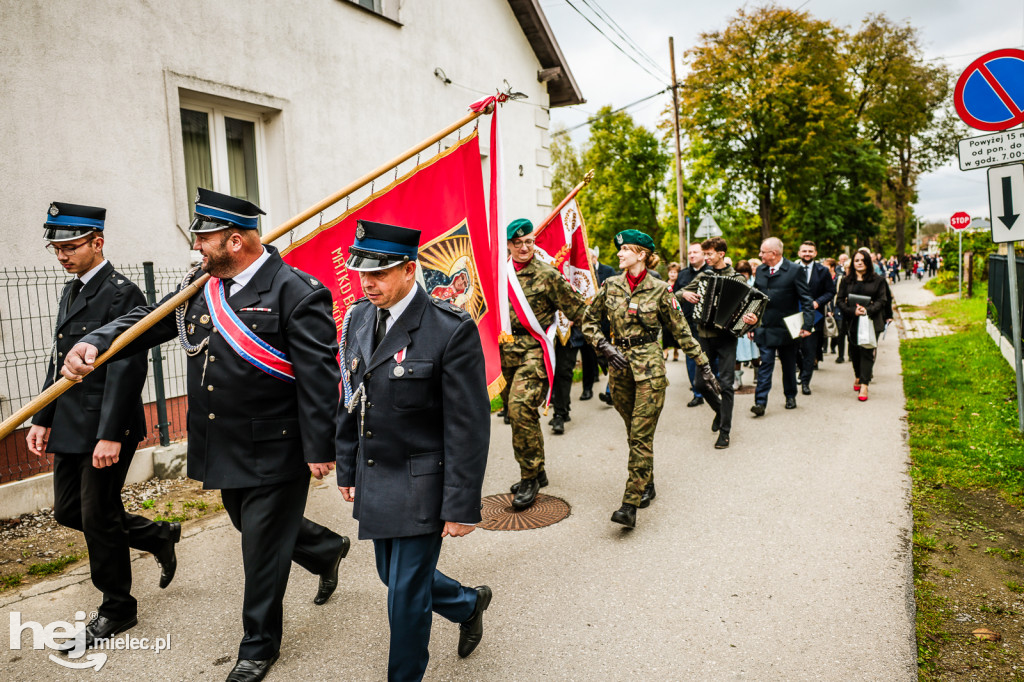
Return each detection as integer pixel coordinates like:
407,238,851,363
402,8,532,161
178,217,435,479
582,230,718,528
836,249,887,402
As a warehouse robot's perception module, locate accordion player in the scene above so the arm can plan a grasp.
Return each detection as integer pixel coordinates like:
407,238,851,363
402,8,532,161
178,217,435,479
691,275,768,337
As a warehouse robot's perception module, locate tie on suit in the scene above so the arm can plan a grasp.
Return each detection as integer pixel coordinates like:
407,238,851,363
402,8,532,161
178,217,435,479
221,278,235,297
804,264,812,283
67,279,84,308
374,308,390,350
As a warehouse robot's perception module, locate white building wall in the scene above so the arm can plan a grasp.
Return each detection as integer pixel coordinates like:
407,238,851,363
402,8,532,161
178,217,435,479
0,0,556,272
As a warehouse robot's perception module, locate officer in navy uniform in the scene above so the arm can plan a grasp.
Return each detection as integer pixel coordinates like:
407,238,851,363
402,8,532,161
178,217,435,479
62,189,350,682
337,220,491,682
26,202,180,652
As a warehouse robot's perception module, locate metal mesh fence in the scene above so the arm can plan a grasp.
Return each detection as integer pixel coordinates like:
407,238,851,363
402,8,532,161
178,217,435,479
0,263,191,484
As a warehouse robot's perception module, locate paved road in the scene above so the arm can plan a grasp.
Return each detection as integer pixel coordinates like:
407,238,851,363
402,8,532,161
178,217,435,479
2,285,923,681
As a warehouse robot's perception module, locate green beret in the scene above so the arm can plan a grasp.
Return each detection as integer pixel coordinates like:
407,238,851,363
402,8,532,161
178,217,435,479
614,229,655,252
507,218,533,241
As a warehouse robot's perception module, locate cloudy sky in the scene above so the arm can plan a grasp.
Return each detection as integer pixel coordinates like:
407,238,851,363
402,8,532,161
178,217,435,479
540,0,1024,225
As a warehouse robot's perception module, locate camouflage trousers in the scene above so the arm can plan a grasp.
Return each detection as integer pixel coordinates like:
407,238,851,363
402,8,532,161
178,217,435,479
501,349,549,480
609,366,667,506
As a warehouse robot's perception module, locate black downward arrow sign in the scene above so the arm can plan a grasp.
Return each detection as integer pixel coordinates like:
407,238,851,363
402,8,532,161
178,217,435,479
1001,176,1019,229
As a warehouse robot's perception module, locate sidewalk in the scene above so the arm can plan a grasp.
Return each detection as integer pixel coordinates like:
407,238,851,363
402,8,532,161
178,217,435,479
1,300,918,680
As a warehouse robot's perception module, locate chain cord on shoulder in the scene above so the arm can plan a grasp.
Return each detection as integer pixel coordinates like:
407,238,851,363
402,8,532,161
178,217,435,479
340,304,353,404
175,266,209,356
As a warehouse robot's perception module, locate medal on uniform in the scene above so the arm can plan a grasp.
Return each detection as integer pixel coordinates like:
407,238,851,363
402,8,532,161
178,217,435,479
200,314,210,324
187,323,196,335
350,356,359,372
628,301,639,316
393,347,407,376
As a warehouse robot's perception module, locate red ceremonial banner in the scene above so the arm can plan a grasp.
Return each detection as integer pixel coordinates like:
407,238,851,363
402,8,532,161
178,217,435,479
532,197,598,342
281,132,504,397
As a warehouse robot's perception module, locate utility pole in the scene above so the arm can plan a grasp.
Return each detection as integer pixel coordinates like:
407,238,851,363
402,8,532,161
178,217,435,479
668,37,687,260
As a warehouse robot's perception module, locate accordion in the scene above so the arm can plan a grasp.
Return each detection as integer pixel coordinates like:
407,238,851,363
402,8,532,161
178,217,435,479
691,275,769,337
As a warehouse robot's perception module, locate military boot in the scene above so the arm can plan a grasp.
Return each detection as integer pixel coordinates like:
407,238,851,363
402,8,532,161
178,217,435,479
610,503,637,528
510,470,548,493
550,414,565,435
638,482,656,509
511,477,541,510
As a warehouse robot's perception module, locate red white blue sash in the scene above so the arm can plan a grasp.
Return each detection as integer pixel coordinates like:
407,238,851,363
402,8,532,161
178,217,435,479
204,277,295,383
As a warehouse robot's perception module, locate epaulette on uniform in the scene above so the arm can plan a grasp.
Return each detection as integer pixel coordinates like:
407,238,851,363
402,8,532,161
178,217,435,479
109,270,132,288
291,267,322,289
429,296,469,318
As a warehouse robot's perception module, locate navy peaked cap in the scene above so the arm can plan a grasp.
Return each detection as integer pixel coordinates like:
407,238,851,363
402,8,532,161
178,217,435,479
190,188,265,232
44,202,106,242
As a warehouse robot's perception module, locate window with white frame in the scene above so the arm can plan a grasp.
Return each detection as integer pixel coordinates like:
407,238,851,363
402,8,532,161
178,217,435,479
179,102,266,231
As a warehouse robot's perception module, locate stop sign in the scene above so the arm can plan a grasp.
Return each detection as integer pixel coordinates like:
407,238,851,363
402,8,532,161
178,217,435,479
950,212,971,230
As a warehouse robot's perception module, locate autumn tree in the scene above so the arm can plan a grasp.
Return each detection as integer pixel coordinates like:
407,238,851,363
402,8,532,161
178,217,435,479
848,14,961,255
679,5,881,245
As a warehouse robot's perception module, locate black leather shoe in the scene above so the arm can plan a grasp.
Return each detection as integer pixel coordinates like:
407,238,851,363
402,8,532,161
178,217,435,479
638,483,656,509
55,613,138,653
496,407,507,418
457,585,492,658
511,477,541,510
580,389,593,401
510,470,548,494
750,404,765,417
785,397,797,409
226,654,279,682
711,413,721,432
715,432,730,449
155,521,181,589
801,384,812,395
551,414,565,435
610,503,637,528
687,396,704,407
836,356,845,364
598,391,612,405
314,536,351,605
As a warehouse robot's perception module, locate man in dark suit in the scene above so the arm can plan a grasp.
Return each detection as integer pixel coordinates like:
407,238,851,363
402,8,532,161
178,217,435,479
673,243,711,407
63,189,350,682
750,237,814,415
794,241,836,395
337,221,490,682
26,202,180,653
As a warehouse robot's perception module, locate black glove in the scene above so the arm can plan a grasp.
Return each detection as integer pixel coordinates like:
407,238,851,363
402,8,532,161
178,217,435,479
596,338,629,371
697,362,722,402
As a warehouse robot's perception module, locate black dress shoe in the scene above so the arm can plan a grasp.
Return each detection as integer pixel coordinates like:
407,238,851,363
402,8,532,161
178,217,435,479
155,521,181,589
458,585,492,658
785,397,797,409
496,407,507,418
511,477,541,510
638,482,656,509
510,470,548,493
711,413,721,432
598,391,612,404
610,503,637,528
750,404,765,417
503,413,511,424
550,414,565,435
715,432,730,449
580,389,593,400
836,356,845,364
801,384,812,395
55,613,138,653
226,654,279,682
687,396,704,407
314,536,351,605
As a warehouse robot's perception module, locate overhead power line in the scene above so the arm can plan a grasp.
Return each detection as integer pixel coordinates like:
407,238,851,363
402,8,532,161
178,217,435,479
562,0,669,84
551,87,671,137
579,0,669,80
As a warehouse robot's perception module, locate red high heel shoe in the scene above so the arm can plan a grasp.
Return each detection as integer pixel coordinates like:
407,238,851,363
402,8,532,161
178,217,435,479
858,385,868,401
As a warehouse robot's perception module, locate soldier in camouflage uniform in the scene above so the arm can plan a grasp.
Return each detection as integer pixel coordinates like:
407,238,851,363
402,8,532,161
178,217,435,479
582,230,719,528
503,218,587,511
679,237,759,450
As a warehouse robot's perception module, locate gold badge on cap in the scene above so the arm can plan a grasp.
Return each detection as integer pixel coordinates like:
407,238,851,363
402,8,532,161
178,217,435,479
49,205,60,216
200,314,210,324
355,225,365,240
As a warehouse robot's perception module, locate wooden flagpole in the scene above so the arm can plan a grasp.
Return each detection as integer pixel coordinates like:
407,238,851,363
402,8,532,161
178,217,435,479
532,170,595,237
0,108,488,440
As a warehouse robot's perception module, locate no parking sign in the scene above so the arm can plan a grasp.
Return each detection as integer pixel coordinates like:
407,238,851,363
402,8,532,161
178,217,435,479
954,48,1024,131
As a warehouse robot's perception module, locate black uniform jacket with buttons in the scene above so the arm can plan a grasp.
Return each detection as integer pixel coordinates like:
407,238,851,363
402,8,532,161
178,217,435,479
80,247,340,489
752,258,815,349
336,285,490,541
32,262,148,453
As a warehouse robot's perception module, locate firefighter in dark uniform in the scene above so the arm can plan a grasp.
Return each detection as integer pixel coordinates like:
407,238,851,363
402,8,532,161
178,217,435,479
26,202,180,651
337,220,491,682
62,189,350,682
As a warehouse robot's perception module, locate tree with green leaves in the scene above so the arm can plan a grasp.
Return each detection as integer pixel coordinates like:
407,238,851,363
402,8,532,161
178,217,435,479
848,14,961,255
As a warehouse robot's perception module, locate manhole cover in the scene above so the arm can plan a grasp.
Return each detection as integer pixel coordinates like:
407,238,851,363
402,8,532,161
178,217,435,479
735,385,755,395
479,493,571,531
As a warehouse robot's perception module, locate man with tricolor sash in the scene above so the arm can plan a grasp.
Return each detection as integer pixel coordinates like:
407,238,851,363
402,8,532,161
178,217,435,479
61,189,351,682
502,218,587,511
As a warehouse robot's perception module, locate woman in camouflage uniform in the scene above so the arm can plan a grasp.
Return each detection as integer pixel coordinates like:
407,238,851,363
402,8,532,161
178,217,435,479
582,230,719,528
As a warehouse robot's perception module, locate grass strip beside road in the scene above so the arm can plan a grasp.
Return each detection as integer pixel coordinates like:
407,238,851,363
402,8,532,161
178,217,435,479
902,284,1024,677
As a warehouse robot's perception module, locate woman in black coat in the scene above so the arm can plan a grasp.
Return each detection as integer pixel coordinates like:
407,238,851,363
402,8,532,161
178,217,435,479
836,249,887,402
